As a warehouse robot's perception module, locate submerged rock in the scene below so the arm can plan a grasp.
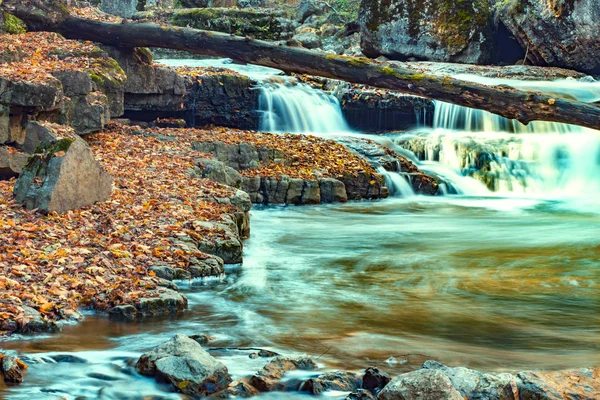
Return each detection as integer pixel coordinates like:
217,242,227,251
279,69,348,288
300,371,362,395
13,131,113,213
1,352,24,384
347,389,377,399
136,334,232,396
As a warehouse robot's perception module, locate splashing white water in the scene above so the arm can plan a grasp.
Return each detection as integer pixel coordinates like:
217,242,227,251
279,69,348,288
258,82,350,134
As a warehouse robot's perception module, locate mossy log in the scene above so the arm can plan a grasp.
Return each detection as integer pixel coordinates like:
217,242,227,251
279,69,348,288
4,1,600,130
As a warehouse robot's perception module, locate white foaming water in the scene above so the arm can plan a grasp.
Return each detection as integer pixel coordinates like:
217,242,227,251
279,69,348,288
258,82,350,133
392,75,600,200
377,166,415,197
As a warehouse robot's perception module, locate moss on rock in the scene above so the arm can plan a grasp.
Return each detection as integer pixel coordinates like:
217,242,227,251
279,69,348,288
171,8,295,40
2,13,26,34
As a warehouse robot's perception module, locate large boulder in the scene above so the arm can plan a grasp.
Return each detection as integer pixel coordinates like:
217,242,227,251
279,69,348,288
13,126,113,213
496,0,600,74
358,0,495,64
136,334,232,396
378,369,464,400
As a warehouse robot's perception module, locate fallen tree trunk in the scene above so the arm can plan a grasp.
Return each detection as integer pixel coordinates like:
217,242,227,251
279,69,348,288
4,1,600,130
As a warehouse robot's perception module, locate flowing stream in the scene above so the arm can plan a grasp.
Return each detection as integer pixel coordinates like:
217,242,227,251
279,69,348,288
2,61,599,399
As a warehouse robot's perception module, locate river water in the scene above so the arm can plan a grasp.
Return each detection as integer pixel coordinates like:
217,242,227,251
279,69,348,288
1,61,599,399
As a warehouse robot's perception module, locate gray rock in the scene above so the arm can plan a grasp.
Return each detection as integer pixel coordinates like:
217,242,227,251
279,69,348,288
250,355,318,392
1,351,23,384
301,371,362,394
516,368,600,400
19,121,58,154
359,0,495,64
51,70,93,97
301,180,321,204
194,158,242,188
293,32,323,49
363,366,391,394
261,176,290,204
231,189,252,212
13,134,113,214
149,265,192,281
497,0,600,74
70,92,111,135
241,176,262,204
136,334,232,396
319,178,348,203
194,219,243,264
286,178,305,204
421,361,518,400
99,0,137,18
110,289,187,320
296,0,327,23
378,369,463,400
0,146,29,178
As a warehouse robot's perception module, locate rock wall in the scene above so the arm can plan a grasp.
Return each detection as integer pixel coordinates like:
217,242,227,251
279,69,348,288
192,140,388,204
359,0,495,64
105,47,260,129
496,0,600,74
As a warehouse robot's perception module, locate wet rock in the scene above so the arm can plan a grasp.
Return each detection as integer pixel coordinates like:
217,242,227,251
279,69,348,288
378,369,463,400
217,379,260,398
258,350,279,358
347,389,377,400
516,368,600,400
194,218,244,264
0,305,59,334
109,289,187,320
497,0,600,74
301,371,362,395
363,366,391,394
421,361,518,400
359,0,494,64
300,180,321,204
136,334,232,396
1,352,23,384
149,265,192,281
13,134,113,213
318,178,347,203
156,278,179,291
250,355,318,392
293,32,323,49
189,334,215,344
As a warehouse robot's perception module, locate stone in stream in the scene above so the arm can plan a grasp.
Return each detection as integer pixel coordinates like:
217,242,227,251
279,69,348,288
300,371,362,395
109,289,187,320
250,355,318,392
13,131,113,214
363,366,391,394
377,369,463,400
193,217,244,264
347,389,377,400
136,334,232,396
516,368,600,400
1,352,24,384
420,360,518,399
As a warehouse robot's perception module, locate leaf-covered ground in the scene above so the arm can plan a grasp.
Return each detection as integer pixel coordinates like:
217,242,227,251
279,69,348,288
0,32,124,85
0,123,383,334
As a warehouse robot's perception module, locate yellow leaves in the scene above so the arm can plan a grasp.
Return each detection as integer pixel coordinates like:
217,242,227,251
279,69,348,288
548,98,556,105
39,302,54,314
177,381,191,390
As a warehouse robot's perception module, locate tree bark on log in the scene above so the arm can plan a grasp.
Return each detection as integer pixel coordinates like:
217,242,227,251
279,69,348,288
4,1,600,130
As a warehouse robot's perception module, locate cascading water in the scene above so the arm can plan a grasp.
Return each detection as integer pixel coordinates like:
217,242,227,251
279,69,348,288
258,82,350,133
393,76,600,196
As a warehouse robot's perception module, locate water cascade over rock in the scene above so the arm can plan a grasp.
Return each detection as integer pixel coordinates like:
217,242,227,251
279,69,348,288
393,76,600,195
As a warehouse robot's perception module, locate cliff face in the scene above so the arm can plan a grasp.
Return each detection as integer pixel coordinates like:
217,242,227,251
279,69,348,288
358,0,496,64
496,0,600,74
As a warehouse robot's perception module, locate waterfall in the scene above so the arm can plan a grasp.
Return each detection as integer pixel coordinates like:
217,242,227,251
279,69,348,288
258,82,350,133
377,166,415,197
392,76,600,196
